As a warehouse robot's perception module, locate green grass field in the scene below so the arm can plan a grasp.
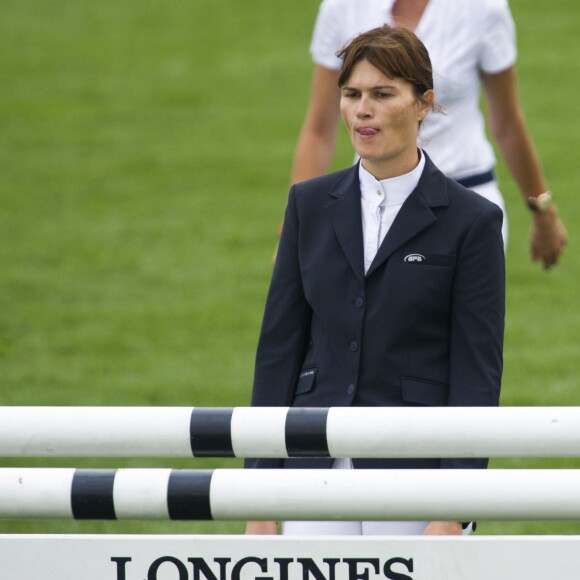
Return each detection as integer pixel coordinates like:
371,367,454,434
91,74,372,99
1,0,579,536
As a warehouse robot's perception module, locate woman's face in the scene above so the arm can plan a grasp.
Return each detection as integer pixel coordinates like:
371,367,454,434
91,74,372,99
340,59,433,180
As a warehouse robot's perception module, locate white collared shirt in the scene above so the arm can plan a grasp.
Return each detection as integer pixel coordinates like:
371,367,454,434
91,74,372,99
359,151,425,274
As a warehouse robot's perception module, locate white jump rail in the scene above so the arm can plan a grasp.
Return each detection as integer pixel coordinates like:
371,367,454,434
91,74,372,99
1,406,580,457
2,468,580,521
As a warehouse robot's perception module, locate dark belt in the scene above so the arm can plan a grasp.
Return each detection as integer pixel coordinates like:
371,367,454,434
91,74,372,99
455,169,496,189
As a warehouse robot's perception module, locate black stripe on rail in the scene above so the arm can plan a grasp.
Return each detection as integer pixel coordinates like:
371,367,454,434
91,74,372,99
189,408,235,457
285,408,330,457
71,469,117,520
167,470,213,520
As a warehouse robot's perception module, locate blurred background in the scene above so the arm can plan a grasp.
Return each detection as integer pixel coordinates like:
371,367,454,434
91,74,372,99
1,0,579,535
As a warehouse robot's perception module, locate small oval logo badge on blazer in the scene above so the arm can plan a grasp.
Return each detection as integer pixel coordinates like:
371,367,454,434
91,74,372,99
404,254,426,263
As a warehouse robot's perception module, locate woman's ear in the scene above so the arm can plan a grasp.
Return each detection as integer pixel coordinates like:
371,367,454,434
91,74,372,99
417,89,435,121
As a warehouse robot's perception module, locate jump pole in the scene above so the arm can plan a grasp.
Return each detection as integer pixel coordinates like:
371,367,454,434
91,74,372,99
2,468,580,521
1,406,580,457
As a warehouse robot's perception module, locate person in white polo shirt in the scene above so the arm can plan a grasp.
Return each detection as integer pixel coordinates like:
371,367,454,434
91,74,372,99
288,0,566,268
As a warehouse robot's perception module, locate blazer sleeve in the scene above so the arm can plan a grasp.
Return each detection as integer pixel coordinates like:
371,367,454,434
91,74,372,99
246,186,313,469
442,202,505,470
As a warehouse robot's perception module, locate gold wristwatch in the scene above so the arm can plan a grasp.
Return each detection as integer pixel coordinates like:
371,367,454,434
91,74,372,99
527,191,553,213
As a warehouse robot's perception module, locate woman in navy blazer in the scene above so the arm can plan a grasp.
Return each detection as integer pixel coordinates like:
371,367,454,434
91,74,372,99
246,25,505,536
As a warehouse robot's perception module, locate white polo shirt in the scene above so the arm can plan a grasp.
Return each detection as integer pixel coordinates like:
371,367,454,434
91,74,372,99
310,0,517,180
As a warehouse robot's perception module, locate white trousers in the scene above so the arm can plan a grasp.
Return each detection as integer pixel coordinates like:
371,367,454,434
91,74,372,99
282,459,473,536
282,459,429,536
471,180,508,247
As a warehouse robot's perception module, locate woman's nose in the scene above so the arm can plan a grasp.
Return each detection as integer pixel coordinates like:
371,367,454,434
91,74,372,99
356,95,372,118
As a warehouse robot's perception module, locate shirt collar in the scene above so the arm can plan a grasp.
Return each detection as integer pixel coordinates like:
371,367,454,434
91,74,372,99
359,149,426,208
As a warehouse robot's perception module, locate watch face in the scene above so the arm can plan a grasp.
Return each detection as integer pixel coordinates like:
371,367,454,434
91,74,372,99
537,192,553,211
529,192,552,212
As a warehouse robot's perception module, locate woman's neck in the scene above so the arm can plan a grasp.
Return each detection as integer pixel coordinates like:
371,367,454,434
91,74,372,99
361,149,421,182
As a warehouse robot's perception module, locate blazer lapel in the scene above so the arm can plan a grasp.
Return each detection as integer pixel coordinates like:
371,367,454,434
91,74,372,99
326,165,365,280
365,155,449,277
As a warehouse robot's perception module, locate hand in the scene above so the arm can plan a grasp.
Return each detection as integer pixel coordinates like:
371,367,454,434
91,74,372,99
423,521,463,535
530,207,568,269
245,521,278,535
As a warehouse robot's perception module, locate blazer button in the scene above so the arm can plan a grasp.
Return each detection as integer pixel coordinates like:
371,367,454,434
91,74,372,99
349,340,359,352
355,297,364,309
347,384,355,395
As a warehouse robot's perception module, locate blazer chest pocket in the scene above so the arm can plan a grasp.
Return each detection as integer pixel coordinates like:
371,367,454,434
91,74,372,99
295,367,318,396
401,377,448,406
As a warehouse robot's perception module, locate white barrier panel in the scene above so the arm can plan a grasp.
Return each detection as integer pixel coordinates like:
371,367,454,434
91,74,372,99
2,406,580,458
1,534,580,580
3,468,580,521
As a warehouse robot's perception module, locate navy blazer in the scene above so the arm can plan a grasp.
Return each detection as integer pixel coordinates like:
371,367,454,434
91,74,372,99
248,153,505,471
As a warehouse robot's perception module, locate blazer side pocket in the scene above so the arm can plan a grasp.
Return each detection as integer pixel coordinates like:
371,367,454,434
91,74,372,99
401,376,448,406
295,367,318,396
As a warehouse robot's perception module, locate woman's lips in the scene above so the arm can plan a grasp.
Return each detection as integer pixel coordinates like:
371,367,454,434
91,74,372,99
356,127,379,137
